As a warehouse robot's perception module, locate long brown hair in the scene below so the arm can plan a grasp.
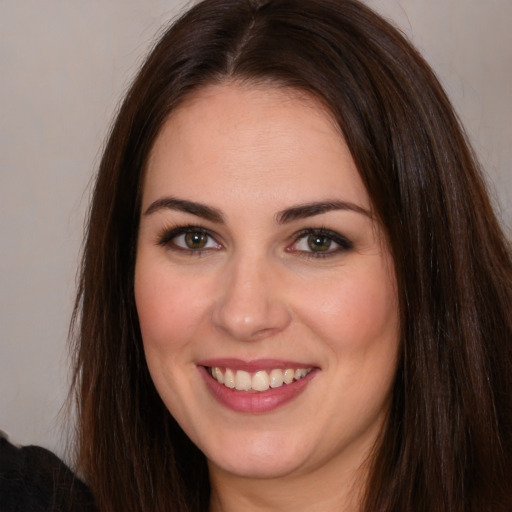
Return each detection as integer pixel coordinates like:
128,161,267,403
70,0,512,510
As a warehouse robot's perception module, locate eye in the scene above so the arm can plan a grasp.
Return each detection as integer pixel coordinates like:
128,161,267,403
301,233,333,252
178,231,210,250
288,229,353,257
157,225,222,253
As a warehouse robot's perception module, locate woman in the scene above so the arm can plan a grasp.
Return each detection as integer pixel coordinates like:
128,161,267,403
15,0,510,510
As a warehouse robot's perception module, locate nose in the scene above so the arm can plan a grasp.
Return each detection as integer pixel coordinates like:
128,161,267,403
211,255,291,342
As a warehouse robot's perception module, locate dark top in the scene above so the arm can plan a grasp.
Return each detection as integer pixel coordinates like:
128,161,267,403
0,434,96,512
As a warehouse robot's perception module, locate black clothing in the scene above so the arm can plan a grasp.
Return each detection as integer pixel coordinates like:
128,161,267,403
0,434,96,512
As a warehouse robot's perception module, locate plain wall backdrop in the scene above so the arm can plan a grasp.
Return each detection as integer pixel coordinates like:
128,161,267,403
1,0,511,459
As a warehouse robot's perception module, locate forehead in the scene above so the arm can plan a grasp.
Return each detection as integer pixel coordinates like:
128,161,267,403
142,82,369,212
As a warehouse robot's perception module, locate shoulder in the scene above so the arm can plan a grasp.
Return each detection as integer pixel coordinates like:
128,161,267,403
0,431,97,512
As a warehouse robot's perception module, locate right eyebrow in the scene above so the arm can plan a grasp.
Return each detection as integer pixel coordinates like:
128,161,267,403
143,197,225,223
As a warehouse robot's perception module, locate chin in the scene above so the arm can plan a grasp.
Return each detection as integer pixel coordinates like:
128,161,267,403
204,431,310,479
209,455,306,480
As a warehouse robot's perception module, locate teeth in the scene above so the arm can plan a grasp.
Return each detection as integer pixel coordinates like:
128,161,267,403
213,367,224,384
252,371,270,391
235,370,252,391
283,368,294,384
224,368,235,389
295,368,308,379
269,369,283,388
209,366,312,392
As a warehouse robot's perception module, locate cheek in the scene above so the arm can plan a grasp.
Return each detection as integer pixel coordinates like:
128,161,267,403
296,267,398,353
134,259,210,353
133,258,212,420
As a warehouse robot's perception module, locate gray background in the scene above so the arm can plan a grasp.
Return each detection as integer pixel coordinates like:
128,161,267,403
1,0,511,458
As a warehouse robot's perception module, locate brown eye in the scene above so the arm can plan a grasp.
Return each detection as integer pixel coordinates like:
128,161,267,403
158,226,221,253
307,234,332,252
184,231,208,249
288,228,353,258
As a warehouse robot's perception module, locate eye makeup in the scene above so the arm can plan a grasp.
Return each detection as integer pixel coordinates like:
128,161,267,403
155,222,354,260
286,227,354,259
155,224,222,255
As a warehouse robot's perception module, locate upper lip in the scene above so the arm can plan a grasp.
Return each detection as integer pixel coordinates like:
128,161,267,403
197,358,316,372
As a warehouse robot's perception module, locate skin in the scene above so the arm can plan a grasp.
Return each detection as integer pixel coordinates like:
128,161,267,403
135,83,399,511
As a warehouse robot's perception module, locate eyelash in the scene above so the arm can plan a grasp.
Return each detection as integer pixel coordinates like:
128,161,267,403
156,225,353,258
287,228,354,259
156,224,220,256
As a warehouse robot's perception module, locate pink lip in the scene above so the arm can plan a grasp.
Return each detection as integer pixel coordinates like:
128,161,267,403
197,360,318,414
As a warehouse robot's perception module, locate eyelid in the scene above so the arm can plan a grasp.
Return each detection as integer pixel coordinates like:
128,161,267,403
156,224,222,252
287,228,354,256
154,224,352,258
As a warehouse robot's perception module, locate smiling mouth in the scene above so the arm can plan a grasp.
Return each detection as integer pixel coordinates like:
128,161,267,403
207,366,313,392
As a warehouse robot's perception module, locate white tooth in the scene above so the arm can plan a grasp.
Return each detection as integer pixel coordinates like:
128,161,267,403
252,371,270,391
295,368,308,380
283,368,294,384
235,370,252,391
213,367,224,384
224,368,235,388
269,369,284,388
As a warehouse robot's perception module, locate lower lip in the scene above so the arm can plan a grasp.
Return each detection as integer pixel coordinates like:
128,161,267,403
199,366,317,413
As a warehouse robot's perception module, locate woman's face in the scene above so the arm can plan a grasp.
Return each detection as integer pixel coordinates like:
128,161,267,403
135,84,399,484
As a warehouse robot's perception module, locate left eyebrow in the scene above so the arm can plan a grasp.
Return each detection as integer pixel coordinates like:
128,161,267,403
276,200,372,224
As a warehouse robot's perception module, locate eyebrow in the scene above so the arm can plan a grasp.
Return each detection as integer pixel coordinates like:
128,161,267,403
143,197,371,224
144,197,225,223
276,200,372,224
